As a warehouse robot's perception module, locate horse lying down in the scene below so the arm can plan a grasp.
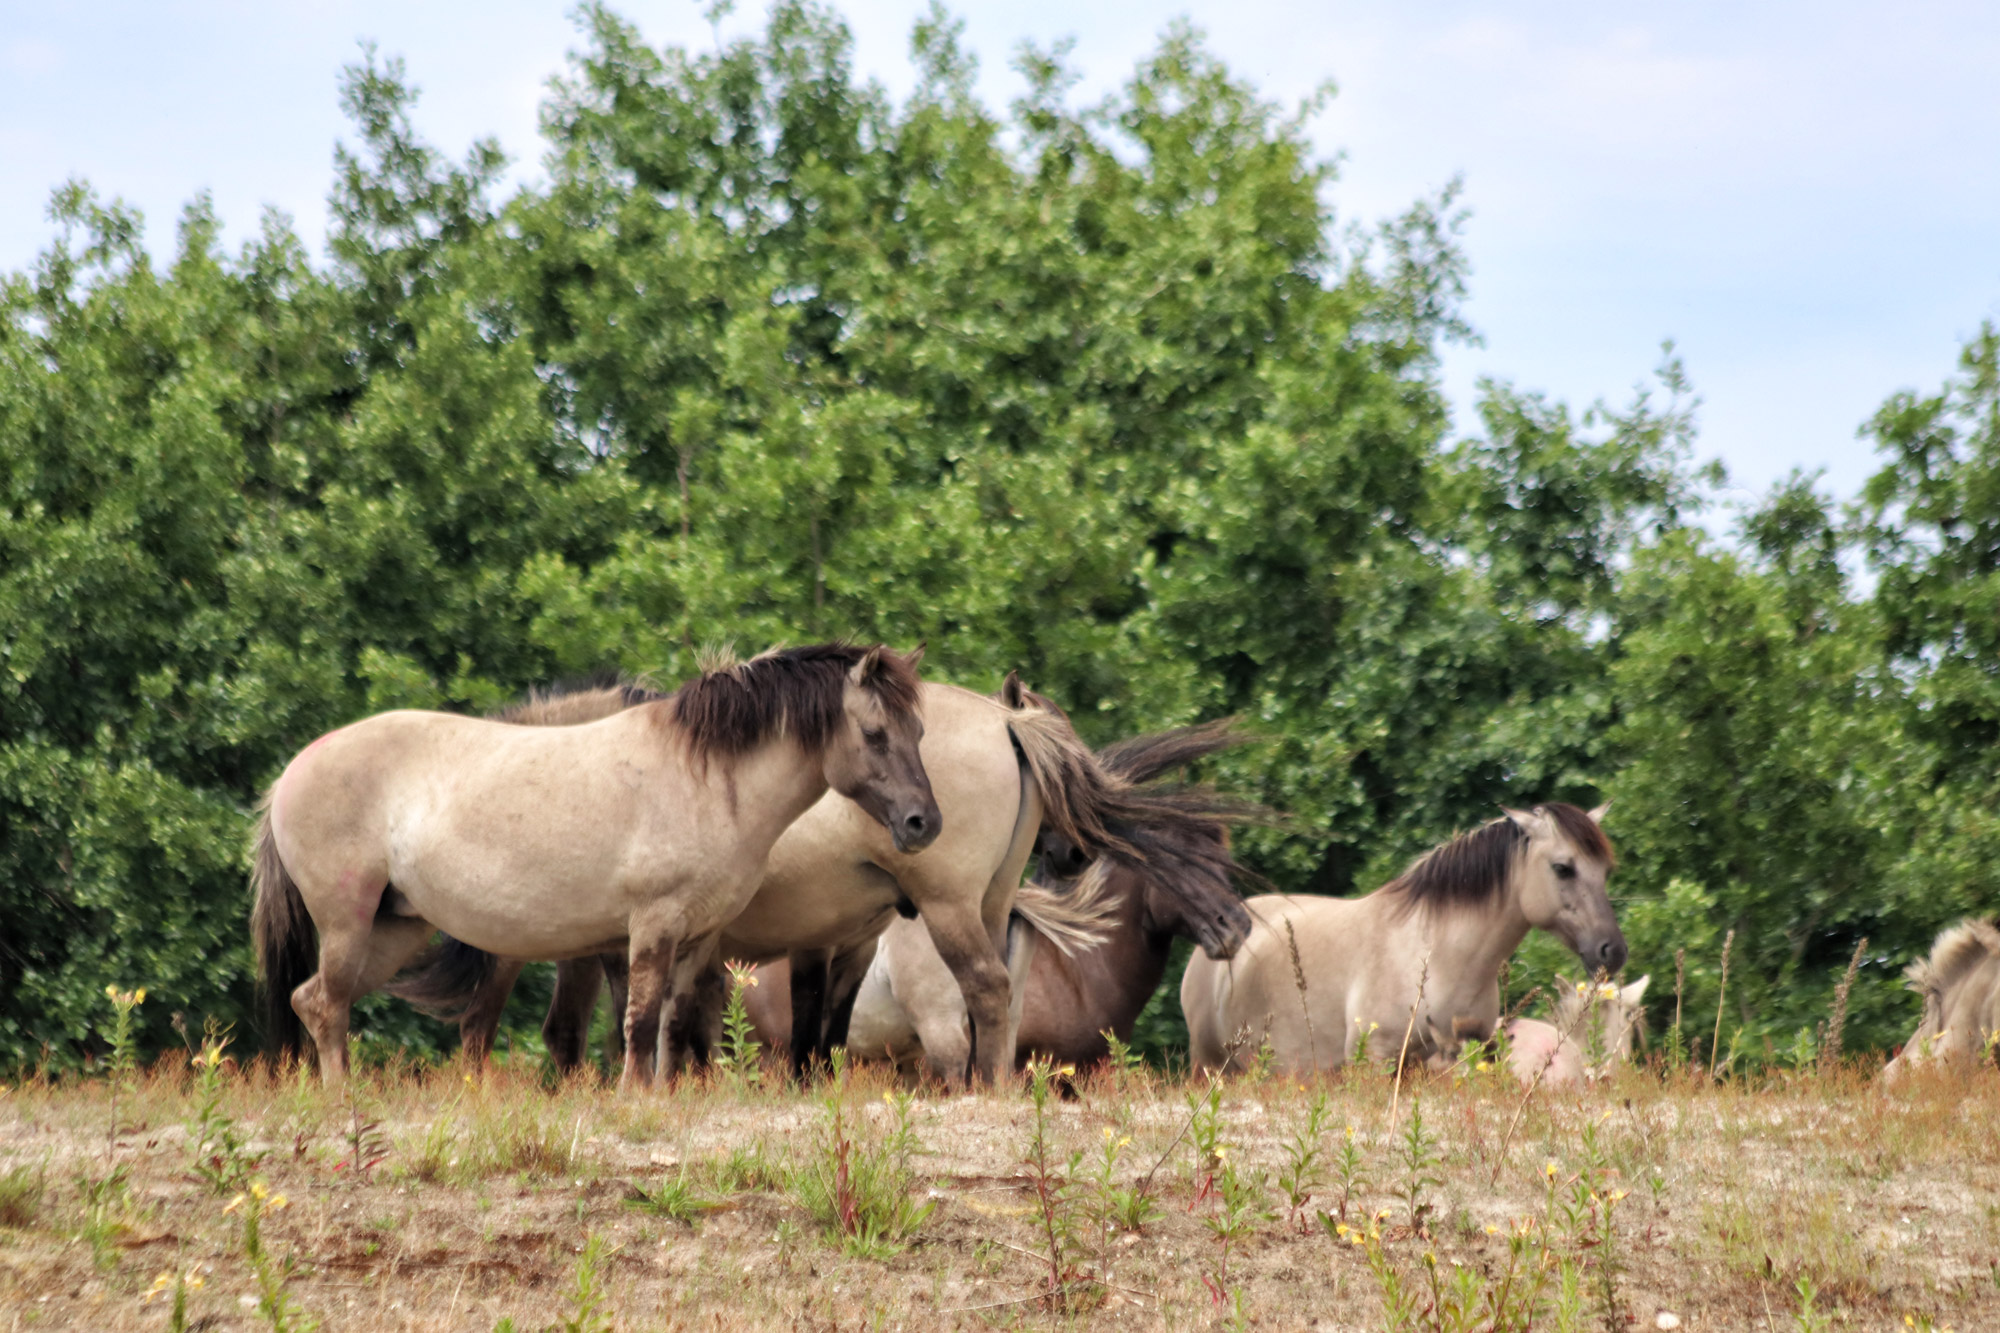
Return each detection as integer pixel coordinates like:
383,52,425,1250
1505,974,1649,1087
1183,803,1626,1076
1883,918,2000,1083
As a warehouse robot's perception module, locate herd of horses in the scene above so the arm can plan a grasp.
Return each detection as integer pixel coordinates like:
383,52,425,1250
250,642,2000,1091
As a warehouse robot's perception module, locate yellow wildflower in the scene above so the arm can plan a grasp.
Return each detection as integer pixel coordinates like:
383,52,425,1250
1117,1137,1131,1148
1608,1189,1628,1203
106,985,118,1000
223,1193,247,1214
185,1271,205,1290
143,1272,174,1304
250,1181,269,1201
135,988,147,1003
1484,1224,1500,1235
1544,1160,1559,1180
268,1194,289,1211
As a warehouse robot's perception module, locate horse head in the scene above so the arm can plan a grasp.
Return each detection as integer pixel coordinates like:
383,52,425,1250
1507,802,1625,978
823,645,941,854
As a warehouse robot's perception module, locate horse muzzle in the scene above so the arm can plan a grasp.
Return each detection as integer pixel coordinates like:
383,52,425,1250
1578,932,1629,977
889,804,943,855
1197,904,1253,961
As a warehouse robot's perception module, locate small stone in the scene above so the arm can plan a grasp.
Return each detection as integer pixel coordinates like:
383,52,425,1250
1655,1314,1682,1330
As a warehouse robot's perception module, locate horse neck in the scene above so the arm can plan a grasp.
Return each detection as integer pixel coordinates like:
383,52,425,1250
701,736,831,863
1418,867,1534,998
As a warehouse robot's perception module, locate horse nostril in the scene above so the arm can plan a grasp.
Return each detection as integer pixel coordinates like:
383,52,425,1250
903,813,927,835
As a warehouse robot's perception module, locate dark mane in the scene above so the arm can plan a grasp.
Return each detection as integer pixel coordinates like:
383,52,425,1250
669,643,921,762
1385,802,1614,913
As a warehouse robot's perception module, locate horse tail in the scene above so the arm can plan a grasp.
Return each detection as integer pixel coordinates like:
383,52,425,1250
384,937,496,1022
1003,703,1138,862
250,798,314,1059
1011,860,1119,958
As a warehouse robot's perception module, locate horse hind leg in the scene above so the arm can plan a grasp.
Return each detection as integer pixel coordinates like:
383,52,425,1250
542,958,604,1076
458,957,525,1069
295,904,433,1086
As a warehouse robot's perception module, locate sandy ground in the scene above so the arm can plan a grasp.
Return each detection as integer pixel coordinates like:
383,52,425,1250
2,1053,1996,1331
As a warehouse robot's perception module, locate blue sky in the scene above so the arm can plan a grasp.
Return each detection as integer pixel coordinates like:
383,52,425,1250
5,2,1997,511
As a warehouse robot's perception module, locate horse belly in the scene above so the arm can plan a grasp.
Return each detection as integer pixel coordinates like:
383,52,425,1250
383,814,640,959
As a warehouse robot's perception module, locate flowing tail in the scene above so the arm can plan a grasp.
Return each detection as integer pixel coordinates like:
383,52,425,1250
1011,862,1119,957
250,798,315,1058
1002,681,1269,885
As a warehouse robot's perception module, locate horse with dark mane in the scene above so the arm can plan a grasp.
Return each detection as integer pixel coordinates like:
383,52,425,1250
395,672,1214,1085
252,643,937,1087
1183,803,1624,1074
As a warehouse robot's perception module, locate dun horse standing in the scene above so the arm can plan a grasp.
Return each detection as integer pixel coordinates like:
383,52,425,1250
400,673,1163,1085
252,644,938,1087
1182,803,1623,1074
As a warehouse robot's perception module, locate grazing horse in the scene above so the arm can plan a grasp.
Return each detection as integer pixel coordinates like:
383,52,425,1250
401,675,1169,1086
1182,803,1623,1075
808,721,1260,1075
1505,974,1649,1087
252,644,937,1087
1883,918,2000,1082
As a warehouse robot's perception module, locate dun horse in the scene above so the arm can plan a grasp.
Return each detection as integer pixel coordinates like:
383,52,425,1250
815,721,1259,1074
1182,803,1623,1075
1883,918,2000,1082
399,675,1181,1085
252,644,937,1087
1506,974,1649,1087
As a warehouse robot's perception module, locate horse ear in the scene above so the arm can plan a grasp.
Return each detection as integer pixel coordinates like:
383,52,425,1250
999,670,1026,709
1621,975,1650,1005
902,642,926,673
1587,801,1611,824
850,645,884,684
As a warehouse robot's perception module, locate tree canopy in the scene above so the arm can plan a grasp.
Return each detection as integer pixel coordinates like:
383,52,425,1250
3,1,1993,1070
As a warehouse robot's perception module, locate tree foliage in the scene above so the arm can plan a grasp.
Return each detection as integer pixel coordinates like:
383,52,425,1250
2,2,1992,1068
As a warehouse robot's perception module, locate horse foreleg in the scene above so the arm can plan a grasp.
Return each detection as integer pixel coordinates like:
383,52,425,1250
542,958,603,1075
914,902,1012,1089
459,957,525,1069
663,955,724,1078
621,925,676,1092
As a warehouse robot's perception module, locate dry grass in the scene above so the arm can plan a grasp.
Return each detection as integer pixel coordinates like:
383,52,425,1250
2,1053,1998,1331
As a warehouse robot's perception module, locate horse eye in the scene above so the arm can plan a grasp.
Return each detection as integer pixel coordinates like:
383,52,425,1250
862,727,887,749
1553,863,1577,881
